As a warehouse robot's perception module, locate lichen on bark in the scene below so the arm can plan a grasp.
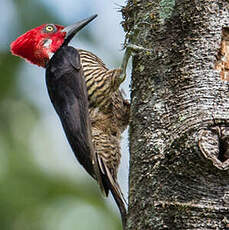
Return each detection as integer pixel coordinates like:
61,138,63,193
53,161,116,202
159,0,175,22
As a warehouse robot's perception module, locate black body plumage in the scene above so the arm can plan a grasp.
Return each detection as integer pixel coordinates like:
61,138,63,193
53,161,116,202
46,46,95,178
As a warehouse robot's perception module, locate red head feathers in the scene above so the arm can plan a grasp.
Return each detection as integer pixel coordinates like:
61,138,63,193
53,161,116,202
10,24,65,67
10,15,97,68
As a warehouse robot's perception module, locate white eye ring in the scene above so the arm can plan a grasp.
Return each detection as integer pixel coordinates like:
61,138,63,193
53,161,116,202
46,25,54,32
43,24,57,33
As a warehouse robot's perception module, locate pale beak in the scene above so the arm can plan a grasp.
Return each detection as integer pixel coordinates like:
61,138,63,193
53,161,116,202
62,14,97,46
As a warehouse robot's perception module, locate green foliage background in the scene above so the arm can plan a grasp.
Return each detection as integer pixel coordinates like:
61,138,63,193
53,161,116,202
0,0,123,229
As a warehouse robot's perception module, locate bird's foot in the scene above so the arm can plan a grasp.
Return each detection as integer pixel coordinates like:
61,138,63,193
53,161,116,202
126,44,151,54
118,26,152,84
119,44,151,84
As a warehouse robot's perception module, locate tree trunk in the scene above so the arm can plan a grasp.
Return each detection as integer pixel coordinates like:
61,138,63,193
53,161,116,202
122,0,229,229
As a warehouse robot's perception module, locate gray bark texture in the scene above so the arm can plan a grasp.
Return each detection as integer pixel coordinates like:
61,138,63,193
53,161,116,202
122,0,229,229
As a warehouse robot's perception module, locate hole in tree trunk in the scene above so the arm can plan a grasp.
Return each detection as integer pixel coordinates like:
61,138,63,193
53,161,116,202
215,27,229,81
198,126,229,170
218,133,229,162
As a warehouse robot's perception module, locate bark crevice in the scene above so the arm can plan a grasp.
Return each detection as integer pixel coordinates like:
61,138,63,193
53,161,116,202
215,27,229,81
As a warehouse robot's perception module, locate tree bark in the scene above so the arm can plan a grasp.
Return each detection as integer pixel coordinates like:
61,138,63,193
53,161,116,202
122,0,229,229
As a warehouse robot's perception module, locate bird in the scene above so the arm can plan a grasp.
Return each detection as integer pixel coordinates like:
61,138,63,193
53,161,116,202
10,15,130,227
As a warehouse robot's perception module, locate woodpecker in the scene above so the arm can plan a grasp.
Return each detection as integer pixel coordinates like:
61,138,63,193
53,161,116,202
10,15,130,227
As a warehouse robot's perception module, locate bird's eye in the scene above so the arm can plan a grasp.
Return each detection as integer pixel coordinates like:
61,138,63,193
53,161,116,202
44,24,56,33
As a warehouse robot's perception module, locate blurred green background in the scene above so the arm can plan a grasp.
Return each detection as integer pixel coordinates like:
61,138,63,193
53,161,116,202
0,0,130,229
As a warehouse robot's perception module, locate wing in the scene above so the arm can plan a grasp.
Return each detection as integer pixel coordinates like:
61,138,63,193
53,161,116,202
78,49,123,109
45,46,96,178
